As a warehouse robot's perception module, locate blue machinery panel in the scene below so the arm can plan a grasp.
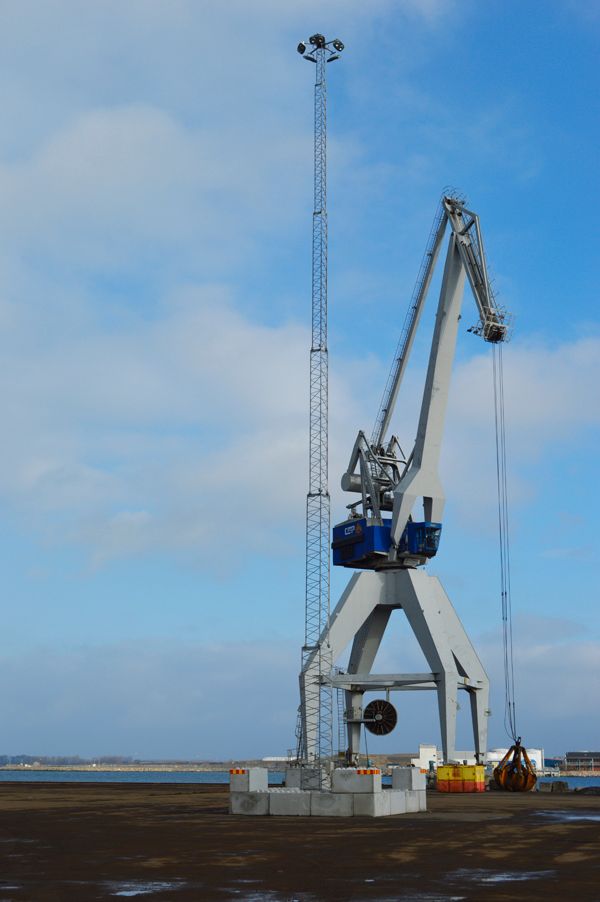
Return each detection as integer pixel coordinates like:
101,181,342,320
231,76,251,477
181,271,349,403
332,517,442,568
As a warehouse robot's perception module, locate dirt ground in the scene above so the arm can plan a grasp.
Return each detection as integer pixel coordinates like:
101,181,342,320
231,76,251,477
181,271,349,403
0,782,599,901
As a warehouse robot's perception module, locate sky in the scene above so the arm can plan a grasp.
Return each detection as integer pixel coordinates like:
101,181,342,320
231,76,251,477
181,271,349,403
0,0,598,761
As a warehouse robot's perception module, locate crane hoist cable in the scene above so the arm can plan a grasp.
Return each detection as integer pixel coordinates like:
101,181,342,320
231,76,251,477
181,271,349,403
491,344,537,791
492,343,517,743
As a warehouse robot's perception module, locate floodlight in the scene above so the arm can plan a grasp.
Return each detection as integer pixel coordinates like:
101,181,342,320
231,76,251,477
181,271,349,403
332,39,344,52
309,33,326,47
297,42,306,55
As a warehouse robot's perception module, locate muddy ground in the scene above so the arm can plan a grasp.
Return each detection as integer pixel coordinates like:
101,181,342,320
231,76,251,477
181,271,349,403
0,782,598,900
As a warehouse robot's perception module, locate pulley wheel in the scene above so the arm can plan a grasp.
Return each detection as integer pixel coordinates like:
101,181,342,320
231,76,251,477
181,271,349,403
363,699,397,736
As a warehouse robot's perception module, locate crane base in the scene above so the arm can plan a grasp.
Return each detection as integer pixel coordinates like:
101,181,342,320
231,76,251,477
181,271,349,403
229,767,427,816
301,567,489,764
230,787,426,817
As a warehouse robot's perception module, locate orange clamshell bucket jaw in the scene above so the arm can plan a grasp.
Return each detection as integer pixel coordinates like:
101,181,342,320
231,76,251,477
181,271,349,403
493,740,537,792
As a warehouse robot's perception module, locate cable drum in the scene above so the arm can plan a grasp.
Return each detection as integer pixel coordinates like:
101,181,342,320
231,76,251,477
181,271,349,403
363,699,397,736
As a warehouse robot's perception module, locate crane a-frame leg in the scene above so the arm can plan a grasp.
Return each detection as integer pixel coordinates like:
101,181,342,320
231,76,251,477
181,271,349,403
301,569,489,763
344,605,392,756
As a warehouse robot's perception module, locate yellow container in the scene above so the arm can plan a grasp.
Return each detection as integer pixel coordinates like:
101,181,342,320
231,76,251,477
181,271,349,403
437,764,485,792
459,765,485,781
437,765,462,781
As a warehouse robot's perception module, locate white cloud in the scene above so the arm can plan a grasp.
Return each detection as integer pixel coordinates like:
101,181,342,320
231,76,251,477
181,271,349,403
0,104,313,277
440,334,600,524
0,283,374,564
476,619,600,753
0,272,598,566
0,639,299,759
0,617,597,758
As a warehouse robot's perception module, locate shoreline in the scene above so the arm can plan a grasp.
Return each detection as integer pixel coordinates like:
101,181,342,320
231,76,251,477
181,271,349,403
1,763,598,777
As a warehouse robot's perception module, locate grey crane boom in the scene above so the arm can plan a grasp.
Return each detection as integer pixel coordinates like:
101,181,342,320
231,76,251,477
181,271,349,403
371,200,448,451
371,196,508,453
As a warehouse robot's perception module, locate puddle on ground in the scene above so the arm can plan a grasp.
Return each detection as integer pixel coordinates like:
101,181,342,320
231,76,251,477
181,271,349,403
354,895,466,902
339,874,466,901
106,881,186,897
0,839,36,844
225,891,317,901
227,895,314,902
536,810,600,823
448,868,555,885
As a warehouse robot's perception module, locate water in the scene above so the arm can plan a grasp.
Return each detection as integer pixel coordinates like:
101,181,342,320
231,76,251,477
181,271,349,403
537,775,600,790
536,810,600,822
0,769,598,789
0,769,285,784
447,869,555,885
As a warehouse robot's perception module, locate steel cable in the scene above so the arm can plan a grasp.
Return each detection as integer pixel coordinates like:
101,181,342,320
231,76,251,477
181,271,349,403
492,344,518,742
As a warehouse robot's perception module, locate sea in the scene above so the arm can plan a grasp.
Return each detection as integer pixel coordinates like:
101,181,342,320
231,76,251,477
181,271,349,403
0,770,599,790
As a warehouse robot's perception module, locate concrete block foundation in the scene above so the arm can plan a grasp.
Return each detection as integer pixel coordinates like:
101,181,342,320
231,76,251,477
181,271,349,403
284,767,324,790
268,789,312,816
332,768,382,794
405,790,419,812
229,791,269,816
391,767,427,791
353,790,391,817
228,769,428,817
229,768,268,792
310,791,354,817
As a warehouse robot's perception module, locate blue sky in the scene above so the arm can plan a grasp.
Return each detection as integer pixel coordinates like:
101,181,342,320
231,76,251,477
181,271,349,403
0,0,598,760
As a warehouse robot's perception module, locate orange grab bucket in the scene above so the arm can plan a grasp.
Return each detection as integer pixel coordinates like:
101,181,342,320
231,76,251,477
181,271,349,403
493,738,537,792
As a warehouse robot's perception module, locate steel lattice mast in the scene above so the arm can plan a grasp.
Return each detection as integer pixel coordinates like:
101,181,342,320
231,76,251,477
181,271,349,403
296,34,344,770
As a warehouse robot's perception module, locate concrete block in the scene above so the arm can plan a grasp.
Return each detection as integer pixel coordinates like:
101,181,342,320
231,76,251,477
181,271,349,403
405,790,420,812
332,768,382,794
353,790,391,817
417,789,427,811
310,791,354,817
285,767,323,790
391,767,426,791
229,791,269,815
389,789,408,815
229,767,268,792
269,789,311,816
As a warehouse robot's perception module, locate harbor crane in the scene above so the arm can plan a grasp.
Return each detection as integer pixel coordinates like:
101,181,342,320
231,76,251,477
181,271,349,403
300,194,510,765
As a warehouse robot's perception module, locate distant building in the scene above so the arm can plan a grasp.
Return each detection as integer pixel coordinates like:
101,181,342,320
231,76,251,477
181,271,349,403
485,747,545,771
565,751,600,771
411,744,441,771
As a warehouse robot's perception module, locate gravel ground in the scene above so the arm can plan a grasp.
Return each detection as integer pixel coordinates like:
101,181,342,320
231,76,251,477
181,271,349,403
0,782,598,900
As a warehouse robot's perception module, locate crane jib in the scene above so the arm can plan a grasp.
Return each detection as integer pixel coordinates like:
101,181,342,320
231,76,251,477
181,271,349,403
339,193,510,573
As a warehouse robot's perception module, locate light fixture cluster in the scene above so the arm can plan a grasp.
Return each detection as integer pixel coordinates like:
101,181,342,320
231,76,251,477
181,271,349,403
297,34,345,63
